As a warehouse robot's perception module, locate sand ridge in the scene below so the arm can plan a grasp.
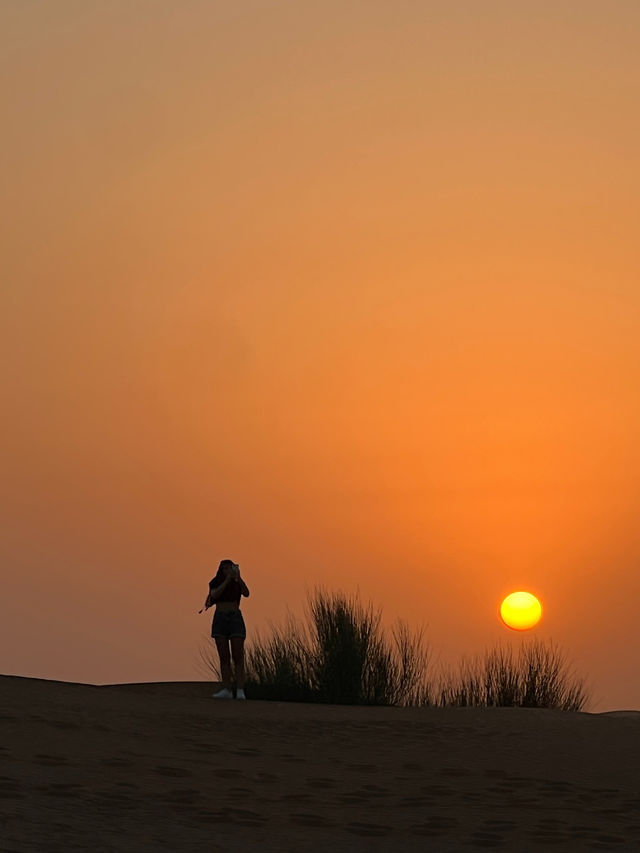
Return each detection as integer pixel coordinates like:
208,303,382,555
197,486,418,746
1,676,639,851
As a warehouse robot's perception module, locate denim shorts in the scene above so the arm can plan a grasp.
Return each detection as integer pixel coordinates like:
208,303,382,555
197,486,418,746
211,608,246,640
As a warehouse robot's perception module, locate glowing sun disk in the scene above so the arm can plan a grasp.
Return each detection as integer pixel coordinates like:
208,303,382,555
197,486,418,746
500,591,542,631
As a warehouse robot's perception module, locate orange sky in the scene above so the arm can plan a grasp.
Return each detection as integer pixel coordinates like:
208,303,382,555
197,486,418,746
2,1,639,710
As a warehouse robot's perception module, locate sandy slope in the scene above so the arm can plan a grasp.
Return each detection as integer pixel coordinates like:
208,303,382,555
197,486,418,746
1,676,639,852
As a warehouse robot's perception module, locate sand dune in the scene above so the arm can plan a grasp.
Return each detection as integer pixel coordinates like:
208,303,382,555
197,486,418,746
1,675,639,851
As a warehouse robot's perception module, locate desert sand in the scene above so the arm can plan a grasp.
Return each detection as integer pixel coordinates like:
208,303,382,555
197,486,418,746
1,675,639,852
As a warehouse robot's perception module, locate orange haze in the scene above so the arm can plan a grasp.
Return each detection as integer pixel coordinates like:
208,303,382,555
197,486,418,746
2,1,639,710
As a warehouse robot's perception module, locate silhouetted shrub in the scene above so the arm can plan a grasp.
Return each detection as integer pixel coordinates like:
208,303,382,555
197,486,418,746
242,616,317,703
307,589,393,705
201,588,433,706
438,639,589,711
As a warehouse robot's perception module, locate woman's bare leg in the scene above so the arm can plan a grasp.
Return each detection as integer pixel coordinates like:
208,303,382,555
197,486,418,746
230,637,245,689
215,638,232,689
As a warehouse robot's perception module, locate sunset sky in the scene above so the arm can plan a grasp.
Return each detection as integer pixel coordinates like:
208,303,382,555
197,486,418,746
2,1,639,710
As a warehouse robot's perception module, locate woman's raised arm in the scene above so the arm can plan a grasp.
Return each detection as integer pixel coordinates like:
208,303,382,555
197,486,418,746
209,574,233,601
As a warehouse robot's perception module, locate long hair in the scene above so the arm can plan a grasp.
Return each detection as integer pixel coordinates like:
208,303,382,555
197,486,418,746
211,558,236,585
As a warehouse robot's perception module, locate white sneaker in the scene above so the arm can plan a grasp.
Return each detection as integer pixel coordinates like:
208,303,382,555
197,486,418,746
212,687,233,699
236,689,246,700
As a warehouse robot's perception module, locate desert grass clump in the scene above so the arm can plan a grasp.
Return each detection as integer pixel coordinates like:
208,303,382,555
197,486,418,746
232,587,433,706
307,588,391,705
387,620,433,707
243,616,317,703
438,639,589,711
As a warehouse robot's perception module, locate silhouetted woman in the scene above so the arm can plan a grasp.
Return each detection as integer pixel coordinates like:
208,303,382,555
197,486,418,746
205,559,250,700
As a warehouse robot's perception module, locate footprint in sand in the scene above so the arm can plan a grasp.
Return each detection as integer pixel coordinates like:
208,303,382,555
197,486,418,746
280,792,313,803
529,830,571,845
161,788,200,805
34,754,68,766
253,771,279,782
360,783,389,795
100,791,139,811
409,816,460,838
591,835,628,845
346,763,379,773
279,753,305,763
486,783,516,794
0,777,24,799
621,799,640,821
410,826,447,838
290,812,336,827
35,782,82,797
484,769,509,779
214,767,243,779
441,765,471,778
537,782,572,796
482,819,516,833
508,795,541,807
305,777,337,789
336,792,370,805
45,719,81,731
102,757,133,768
198,807,267,826
417,816,459,831
460,793,484,803
346,821,391,837
467,829,507,848
397,795,428,808
577,790,598,803
504,776,535,787
420,783,455,797
153,765,192,778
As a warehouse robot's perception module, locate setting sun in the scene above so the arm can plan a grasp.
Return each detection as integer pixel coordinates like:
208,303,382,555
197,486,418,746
500,592,542,631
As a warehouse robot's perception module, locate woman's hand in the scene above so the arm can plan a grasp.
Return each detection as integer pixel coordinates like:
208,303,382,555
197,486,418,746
225,563,240,580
